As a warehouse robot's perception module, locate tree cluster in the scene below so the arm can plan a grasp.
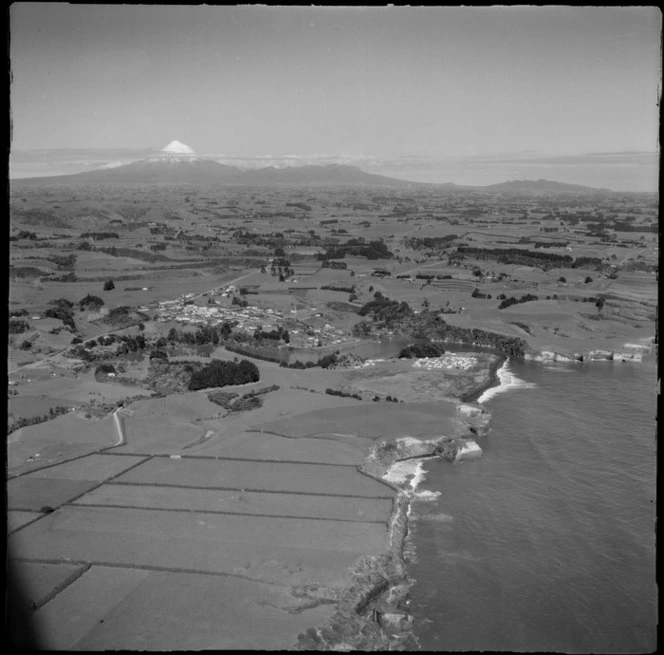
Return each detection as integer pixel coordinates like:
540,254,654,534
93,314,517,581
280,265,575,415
321,260,348,269
398,342,447,358
8,405,69,436
357,294,413,327
404,234,458,250
456,245,573,270
9,319,31,334
188,359,260,391
44,304,76,330
253,325,290,343
498,294,539,310
316,239,393,261
321,284,355,293
79,294,105,310
48,254,77,270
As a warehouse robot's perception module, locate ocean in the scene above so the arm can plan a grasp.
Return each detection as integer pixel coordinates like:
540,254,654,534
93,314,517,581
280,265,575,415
407,355,658,653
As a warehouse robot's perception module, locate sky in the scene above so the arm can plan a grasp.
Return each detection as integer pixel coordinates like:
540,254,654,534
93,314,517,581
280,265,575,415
9,5,662,190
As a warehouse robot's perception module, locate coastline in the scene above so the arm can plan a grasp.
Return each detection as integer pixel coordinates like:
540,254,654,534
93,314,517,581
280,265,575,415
284,341,654,648
459,353,507,404
293,412,489,650
523,337,655,364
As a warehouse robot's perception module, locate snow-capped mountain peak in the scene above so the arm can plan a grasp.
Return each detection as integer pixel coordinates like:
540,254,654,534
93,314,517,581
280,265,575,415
160,140,195,155
147,140,198,163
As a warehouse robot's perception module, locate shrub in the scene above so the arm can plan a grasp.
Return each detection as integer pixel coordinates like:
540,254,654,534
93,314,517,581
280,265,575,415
9,319,30,334
498,297,518,310
317,353,339,369
79,294,104,310
207,391,239,408
230,395,263,412
50,298,74,310
95,363,116,375
107,306,131,321
49,254,77,270
44,306,76,330
325,388,362,400
103,279,115,291
585,276,593,284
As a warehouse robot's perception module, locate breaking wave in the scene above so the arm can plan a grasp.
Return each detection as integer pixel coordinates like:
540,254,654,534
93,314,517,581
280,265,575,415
477,361,536,404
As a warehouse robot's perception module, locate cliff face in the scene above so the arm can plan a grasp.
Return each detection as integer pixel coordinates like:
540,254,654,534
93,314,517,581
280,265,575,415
360,436,458,483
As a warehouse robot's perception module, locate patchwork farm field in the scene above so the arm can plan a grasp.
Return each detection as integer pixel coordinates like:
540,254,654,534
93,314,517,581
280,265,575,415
8,177,657,649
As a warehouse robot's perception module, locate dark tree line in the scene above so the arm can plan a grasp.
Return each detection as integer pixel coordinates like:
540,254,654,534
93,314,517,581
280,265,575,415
404,234,458,250
434,319,528,359
498,294,539,310
316,239,394,261
398,342,447,358
188,359,260,391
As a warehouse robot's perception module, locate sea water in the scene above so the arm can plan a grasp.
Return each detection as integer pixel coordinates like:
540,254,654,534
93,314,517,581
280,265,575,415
408,355,657,653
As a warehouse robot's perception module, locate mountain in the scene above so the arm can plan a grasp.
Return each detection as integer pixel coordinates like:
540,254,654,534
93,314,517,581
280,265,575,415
241,164,416,187
159,140,195,155
8,141,615,193
10,159,419,188
482,178,614,195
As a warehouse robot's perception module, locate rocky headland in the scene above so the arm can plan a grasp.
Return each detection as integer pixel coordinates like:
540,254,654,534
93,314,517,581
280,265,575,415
294,403,489,650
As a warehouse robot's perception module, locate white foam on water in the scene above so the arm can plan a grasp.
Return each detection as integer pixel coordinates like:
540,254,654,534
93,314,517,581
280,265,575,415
457,440,482,457
383,458,422,487
412,489,442,502
383,459,432,496
420,512,454,523
477,361,536,404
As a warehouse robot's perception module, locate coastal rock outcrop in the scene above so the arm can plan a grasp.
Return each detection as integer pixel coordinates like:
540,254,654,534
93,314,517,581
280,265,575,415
456,403,491,436
294,408,491,650
525,347,649,363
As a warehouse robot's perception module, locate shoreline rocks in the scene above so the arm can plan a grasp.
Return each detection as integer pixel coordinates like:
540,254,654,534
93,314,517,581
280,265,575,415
525,347,650,363
294,405,489,651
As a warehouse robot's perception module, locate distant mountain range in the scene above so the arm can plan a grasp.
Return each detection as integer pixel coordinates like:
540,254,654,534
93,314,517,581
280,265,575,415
11,158,419,188
483,178,614,194
10,155,614,194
